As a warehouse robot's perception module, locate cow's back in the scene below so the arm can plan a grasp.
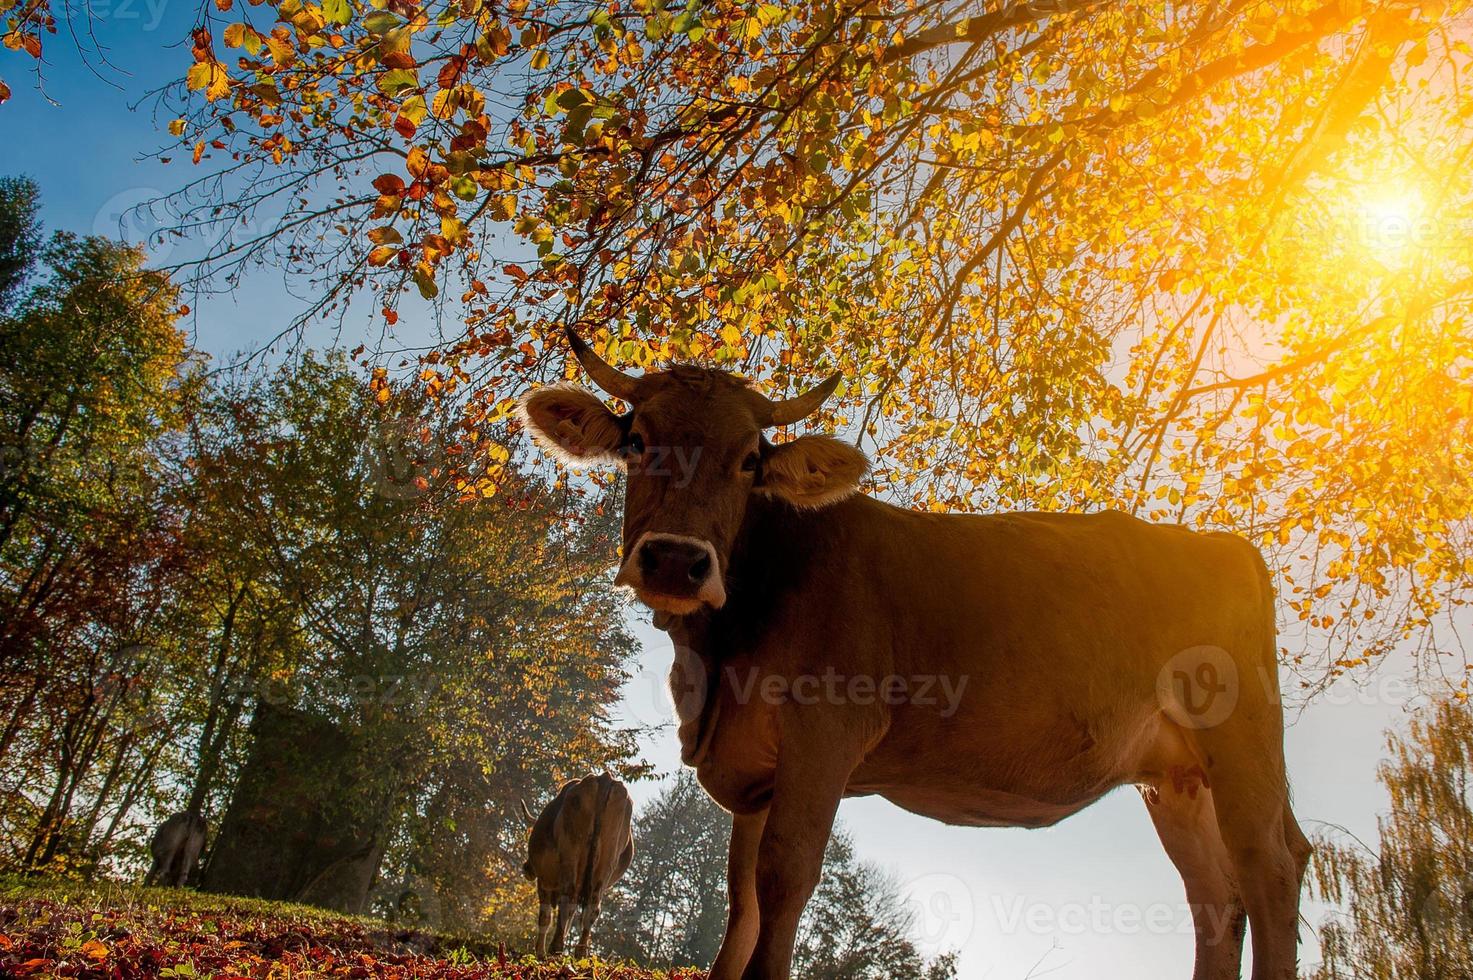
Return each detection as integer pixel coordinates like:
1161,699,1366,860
525,774,634,900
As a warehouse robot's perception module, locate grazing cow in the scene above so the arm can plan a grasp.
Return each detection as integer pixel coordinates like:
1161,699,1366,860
145,811,206,888
521,773,634,958
517,328,1311,980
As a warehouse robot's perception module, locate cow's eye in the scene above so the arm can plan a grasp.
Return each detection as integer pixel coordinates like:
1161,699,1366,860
741,451,759,473
622,433,646,460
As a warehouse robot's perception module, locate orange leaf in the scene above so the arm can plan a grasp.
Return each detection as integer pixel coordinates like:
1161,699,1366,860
372,174,405,195
406,146,429,177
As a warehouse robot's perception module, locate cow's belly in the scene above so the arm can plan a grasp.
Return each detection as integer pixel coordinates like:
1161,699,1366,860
844,696,1184,828
847,743,1127,829
861,783,1108,829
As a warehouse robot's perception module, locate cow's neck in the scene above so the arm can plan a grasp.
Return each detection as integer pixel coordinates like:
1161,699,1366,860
666,494,849,654
658,494,844,765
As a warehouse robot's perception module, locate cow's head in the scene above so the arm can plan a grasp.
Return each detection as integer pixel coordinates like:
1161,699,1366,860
519,327,869,615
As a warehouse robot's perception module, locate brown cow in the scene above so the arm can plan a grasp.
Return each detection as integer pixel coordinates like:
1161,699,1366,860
518,329,1310,980
144,811,206,888
521,773,634,959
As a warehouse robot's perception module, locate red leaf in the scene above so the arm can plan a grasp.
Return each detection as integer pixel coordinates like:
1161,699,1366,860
371,174,405,195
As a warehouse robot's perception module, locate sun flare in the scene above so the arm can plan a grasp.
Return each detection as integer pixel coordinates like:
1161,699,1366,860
1352,186,1430,262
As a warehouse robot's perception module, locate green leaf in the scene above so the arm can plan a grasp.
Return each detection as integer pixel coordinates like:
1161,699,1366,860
378,69,419,96
555,88,591,110
363,10,398,33
323,0,352,26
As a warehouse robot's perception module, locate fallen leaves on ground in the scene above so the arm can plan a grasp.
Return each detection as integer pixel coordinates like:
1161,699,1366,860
0,882,704,980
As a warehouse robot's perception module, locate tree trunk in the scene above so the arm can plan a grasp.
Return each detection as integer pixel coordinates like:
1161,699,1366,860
202,701,396,914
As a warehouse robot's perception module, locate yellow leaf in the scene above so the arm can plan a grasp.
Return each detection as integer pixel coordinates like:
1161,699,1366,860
185,62,212,92
188,61,231,101
206,64,231,101
407,145,429,177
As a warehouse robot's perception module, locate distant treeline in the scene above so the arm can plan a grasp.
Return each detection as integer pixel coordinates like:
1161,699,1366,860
0,176,641,929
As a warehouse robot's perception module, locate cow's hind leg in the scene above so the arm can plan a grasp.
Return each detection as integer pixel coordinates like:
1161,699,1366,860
1142,783,1245,980
1193,727,1303,979
574,889,603,958
549,894,575,956
534,887,554,958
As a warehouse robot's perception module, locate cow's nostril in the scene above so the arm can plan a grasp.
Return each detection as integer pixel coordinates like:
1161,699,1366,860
688,552,711,584
638,544,664,578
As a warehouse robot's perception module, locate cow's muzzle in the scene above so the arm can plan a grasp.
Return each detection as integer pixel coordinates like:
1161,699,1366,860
616,533,727,613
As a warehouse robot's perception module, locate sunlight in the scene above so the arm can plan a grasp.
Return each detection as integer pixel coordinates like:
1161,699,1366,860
1352,185,1431,263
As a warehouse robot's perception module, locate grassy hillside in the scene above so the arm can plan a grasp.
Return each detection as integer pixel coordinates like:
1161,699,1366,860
0,878,702,979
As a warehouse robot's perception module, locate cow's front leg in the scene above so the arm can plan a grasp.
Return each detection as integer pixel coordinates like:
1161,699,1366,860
709,809,767,980
741,721,859,980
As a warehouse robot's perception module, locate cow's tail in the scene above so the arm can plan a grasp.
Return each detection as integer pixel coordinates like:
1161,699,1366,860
578,776,615,906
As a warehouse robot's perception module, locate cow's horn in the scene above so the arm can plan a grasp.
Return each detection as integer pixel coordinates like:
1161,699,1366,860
759,372,842,427
563,324,639,400
518,799,535,827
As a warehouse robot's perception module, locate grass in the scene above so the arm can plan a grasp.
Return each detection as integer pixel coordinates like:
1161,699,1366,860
0,877,702,979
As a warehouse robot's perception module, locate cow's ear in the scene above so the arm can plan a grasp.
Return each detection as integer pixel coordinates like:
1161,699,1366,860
518,384,626,465
757,435,869,508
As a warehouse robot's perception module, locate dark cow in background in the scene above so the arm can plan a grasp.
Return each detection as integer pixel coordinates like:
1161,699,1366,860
145,812,206,888
518,328,1309,980
522,773,634,958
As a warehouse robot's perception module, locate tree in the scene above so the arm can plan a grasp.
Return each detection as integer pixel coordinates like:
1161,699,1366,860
1310,699,1473,979
157,0,1473,689
0,176,39,309
599,772,731,967
0,180,645,903
599,772,957,979
794,833,959,980
175,352,644,920
0,180,199,873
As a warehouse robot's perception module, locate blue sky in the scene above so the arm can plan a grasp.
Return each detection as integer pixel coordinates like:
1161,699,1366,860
2,10,1426,977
